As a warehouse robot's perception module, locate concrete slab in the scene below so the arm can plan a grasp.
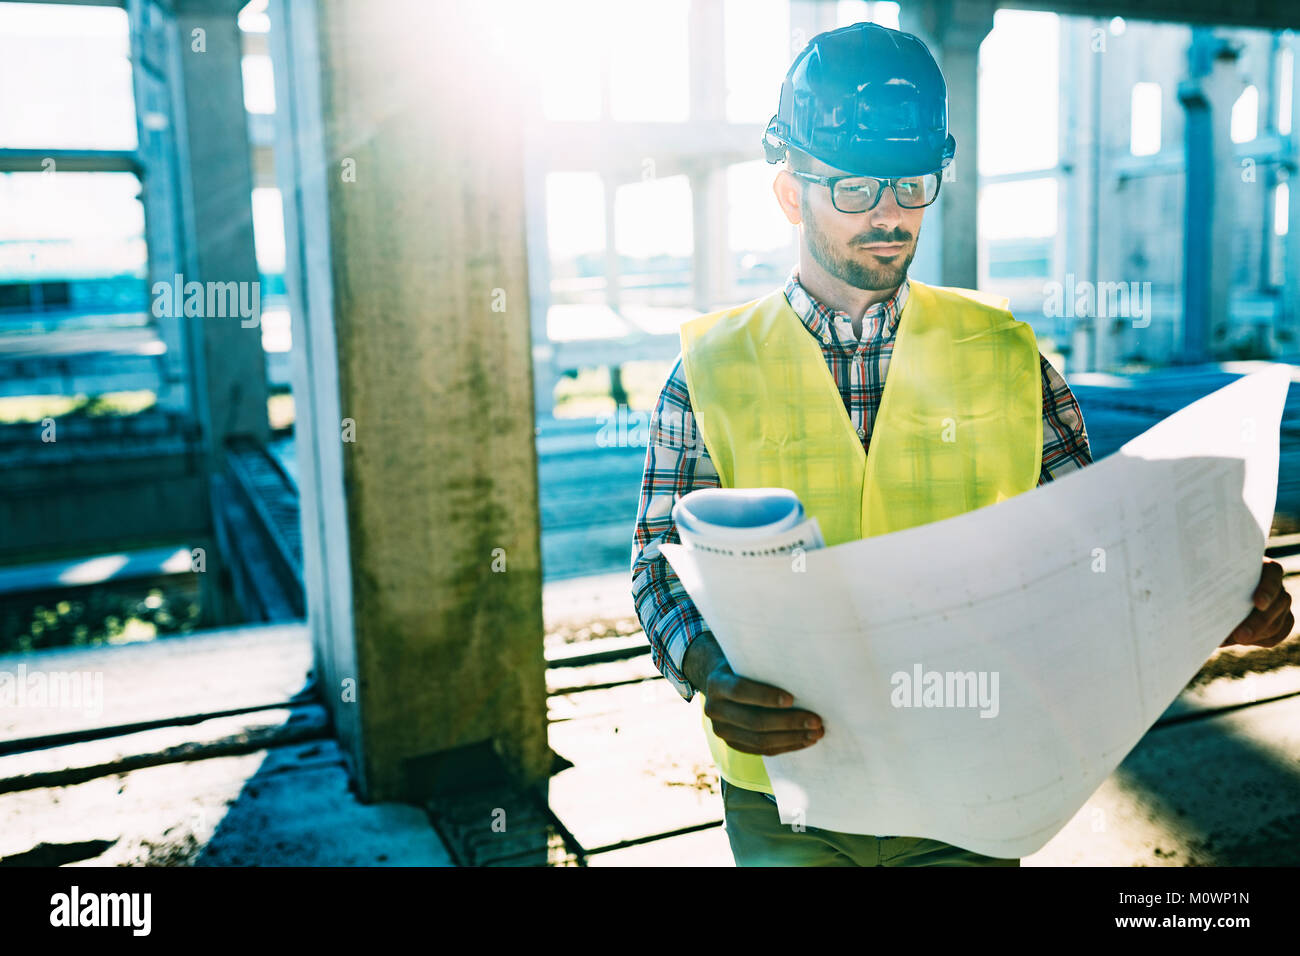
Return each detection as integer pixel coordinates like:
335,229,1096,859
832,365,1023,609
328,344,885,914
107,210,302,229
0,739,453,867
547,611,1300,865
0,704,329,792
0,623,313,745
543,571,637,631
1027,692,1300,866
547,679,722,852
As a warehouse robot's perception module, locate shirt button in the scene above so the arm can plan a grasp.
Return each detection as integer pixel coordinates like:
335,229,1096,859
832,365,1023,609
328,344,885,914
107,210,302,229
821,333,830,344
857,426,866,439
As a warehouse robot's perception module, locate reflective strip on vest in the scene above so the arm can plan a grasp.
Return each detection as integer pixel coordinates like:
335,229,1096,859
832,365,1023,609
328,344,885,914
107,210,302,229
677,278,1044,794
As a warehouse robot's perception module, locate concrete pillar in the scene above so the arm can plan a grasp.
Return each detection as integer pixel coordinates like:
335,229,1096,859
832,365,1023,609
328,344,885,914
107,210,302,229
267,0,551,801
174,8,271,457
690,168,729,312
173,3,271,626
901,0,996,290
524,119,554,418
1062,18,1102,371
127,0,191,417
789,0,840,51
1284,35,1300,352
1178,28,1239,364
689,0,729,311
604,176,622,312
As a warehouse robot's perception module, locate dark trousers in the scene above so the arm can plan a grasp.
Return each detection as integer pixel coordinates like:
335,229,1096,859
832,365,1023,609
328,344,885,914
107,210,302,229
720,778,1021,867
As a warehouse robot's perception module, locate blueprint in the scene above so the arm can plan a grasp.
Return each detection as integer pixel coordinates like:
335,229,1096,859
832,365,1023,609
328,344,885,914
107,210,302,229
660,364,1292,858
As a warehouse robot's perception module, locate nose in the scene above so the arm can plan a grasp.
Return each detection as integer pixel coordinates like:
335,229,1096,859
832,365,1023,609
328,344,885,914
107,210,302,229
868,183,904,227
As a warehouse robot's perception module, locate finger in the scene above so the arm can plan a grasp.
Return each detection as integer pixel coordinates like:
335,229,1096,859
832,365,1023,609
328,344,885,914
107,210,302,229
706,696,823,733
1234,587,1293,645
1251,560,1284,611
1225,562,1287,644
1250,609,1295,648
1227,560,1284,641
710,721,824,756
712,721,823,753
719,673,798,709
759,739,828,756
1255,588,1293,637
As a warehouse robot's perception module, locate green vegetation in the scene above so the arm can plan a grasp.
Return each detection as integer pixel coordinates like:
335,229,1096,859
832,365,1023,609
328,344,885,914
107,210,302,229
0,390,157,424
0,581,202,655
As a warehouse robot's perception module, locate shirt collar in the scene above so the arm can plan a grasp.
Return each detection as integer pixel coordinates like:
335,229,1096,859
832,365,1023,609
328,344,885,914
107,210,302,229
782,264,908,345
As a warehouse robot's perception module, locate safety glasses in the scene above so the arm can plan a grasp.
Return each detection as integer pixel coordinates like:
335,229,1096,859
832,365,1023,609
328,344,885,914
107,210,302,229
788,170,942,213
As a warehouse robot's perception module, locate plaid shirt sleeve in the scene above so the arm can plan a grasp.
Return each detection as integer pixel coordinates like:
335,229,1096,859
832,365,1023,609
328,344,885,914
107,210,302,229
631,354,720,702
1037,353,1093,484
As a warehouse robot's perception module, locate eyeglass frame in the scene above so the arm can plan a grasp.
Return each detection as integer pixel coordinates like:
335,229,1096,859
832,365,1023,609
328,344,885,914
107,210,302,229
786,169,944,213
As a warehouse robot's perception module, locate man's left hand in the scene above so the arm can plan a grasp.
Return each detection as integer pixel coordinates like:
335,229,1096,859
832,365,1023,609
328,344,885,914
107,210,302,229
1221,559,1294,648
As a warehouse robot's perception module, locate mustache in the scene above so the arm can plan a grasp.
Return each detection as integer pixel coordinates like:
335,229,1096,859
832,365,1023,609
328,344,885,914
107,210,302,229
854,232,913,245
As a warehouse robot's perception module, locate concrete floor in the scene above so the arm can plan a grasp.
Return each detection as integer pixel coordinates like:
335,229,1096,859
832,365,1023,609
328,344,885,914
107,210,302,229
0,625,452,866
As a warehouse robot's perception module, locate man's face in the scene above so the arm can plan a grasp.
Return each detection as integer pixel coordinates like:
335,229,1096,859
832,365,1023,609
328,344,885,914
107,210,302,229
784,153,926,291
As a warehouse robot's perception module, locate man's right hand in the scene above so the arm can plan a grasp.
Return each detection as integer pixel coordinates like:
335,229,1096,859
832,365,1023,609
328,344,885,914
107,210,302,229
682,632,824,756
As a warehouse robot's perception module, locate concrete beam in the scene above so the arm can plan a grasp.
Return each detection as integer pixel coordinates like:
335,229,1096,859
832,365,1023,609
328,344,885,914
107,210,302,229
536,120,764,175
0,463,208,566
0,149,140,174
1000,0,1300,32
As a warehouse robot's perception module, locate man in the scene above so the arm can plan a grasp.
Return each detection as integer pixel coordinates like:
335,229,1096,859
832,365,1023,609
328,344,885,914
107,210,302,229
629,21,1293,867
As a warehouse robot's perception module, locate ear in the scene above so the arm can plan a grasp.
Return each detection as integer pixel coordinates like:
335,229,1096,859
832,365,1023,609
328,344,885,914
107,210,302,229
772,169,802,225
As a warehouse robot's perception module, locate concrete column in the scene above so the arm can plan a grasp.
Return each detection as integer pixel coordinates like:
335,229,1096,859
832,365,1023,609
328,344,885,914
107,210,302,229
789,0,840,51
267,0,551,801
1062,18,1102,371
174,7,271,457
524,123,555,418
173,3,271,627
690,168,729,312
689,0,729,311
1208,48,1241,361
1178,28,1239,364
127,0,190,416
901,0,996,290
1284,35,1300,352
604,175,622,312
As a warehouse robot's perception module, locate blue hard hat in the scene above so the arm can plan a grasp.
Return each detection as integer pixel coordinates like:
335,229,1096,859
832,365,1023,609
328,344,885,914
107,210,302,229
763,21,956,178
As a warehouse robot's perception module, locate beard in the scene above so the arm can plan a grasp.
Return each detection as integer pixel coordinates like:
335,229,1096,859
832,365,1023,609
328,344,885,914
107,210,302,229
802,193,916,291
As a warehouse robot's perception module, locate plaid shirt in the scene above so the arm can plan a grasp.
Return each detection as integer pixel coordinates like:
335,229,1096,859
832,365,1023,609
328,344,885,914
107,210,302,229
630,265,1093,705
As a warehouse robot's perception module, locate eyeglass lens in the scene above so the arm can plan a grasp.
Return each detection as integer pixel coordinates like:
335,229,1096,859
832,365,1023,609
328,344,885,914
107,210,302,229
833,174,939,211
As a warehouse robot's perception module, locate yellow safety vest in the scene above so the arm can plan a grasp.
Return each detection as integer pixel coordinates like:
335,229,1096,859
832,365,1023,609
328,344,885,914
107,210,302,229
677,278,1043,793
